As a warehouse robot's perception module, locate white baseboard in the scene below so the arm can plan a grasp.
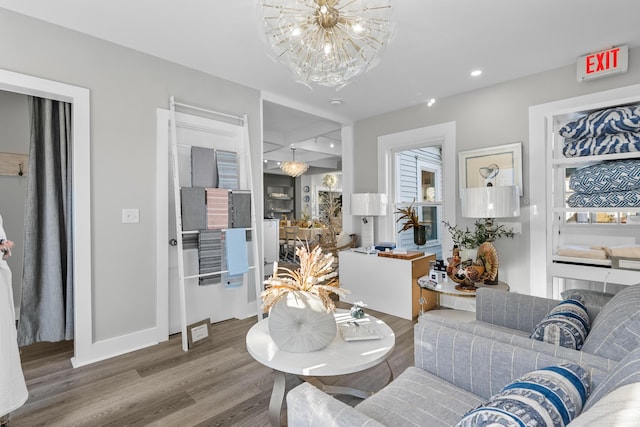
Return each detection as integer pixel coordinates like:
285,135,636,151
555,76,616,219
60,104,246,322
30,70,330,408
71,327,160,368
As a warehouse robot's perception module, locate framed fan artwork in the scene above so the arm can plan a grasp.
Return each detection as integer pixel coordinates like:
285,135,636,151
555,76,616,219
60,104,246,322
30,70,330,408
459,142,523,196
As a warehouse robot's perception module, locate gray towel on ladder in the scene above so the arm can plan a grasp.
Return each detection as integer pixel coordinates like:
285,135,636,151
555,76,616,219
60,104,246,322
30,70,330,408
198,230,222,285
181,188,207,231
191,146,217,188
182,234,198,250
229,190,251,228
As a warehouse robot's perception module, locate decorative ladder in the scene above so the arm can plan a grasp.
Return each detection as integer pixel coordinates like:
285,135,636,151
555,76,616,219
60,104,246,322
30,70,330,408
168,96,262,351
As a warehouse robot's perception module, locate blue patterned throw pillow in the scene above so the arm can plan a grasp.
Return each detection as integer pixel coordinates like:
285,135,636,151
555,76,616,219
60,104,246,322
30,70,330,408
561,288,614,321
559,105,640,139
457,364,591,427
530,296,590,350
566,189,640,208
562,131,640,157
569,159,640,194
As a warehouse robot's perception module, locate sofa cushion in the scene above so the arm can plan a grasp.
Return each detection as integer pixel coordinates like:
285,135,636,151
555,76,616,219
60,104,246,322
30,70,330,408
475,288,558,333
568,382,640,426
530,296,590,350
356,366,484,427
286,382,385,427
560,288,614,321
581,284,640,361
583,346,640,412
421,313,614,379
468,320,531,338
456,364,590,427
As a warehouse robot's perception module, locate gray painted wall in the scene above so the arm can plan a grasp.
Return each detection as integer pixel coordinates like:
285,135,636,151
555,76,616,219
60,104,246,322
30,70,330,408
353,50,640,294
0,90,29,313
0,9,263,342
1,6,638,348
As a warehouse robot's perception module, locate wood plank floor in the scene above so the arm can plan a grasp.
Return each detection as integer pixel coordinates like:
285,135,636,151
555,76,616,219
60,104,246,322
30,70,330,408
9,303,415,427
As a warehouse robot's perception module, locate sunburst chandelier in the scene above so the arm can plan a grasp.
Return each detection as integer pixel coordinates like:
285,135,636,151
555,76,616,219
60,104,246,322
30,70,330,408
280,148,309,177
259,0,394,88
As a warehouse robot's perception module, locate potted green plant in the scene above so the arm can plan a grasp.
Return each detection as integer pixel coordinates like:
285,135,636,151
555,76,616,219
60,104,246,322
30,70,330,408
395,201,427,245
442,220,515,259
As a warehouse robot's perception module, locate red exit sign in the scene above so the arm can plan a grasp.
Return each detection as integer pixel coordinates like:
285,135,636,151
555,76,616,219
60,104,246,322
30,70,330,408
577,45,628,81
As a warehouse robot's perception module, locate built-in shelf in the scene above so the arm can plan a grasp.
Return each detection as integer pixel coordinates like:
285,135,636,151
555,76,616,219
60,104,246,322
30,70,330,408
552,255,611,267
548,100,640,290
264,176,295,219
551,151,639,166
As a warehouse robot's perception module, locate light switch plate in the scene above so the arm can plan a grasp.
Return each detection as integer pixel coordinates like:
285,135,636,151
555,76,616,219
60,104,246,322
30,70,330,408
122,208,139,224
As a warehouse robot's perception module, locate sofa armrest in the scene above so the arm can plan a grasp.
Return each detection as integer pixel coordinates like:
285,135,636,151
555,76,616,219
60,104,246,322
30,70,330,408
475,288,558,333
414,317,608,400
287,382,384,427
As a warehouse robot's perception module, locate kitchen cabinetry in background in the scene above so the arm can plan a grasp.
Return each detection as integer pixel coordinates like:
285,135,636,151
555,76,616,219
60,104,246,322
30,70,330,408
264,174,295,219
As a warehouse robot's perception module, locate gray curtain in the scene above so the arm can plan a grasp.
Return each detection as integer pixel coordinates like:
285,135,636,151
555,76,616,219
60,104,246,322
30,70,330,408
17,97,73,346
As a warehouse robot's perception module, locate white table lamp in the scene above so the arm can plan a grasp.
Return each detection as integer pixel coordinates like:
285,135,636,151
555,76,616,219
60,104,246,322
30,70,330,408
462,186,520,222
351,193,387,249
461,185,520,284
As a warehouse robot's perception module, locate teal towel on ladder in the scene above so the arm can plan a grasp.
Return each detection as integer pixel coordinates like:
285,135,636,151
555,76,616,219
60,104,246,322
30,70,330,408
225,228,248,276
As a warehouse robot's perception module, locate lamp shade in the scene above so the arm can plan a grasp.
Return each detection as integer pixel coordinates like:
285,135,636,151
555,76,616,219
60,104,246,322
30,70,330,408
350,193,388,216
462,186,520,218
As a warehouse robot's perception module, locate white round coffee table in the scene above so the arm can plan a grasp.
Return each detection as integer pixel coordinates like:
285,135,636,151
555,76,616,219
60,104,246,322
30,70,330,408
246,309,395,426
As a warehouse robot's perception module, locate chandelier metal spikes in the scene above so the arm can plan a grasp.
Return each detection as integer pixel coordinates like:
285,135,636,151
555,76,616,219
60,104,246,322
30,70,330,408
259,0,394,88
280,147,309,177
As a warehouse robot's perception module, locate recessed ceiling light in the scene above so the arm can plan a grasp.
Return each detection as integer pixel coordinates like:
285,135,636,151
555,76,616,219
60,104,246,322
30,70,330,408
330,143,335,148
264,159,268,163
330,99,343,106
427,98,436,107
470,69,482,77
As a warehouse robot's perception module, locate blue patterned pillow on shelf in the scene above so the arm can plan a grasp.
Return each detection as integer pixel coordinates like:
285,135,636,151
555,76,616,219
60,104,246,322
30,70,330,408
457,364,591,427
559,105,640,140
562,132,640,157
569,159,640,194
530,295,590,350
567,189,640,208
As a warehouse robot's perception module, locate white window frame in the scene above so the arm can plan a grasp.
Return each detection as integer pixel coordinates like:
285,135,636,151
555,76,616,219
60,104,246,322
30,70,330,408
377,122,456,253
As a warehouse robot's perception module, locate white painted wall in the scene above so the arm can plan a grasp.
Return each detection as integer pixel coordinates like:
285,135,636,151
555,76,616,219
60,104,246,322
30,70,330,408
0,90,29,315
0,9,263,348
355,49,640,295
299,172,343,220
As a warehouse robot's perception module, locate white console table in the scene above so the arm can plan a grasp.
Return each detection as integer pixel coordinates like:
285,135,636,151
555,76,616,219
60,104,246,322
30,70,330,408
339,250,435,320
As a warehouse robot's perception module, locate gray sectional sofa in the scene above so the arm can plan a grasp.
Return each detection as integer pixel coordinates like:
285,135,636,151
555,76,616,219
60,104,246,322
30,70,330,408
287,284,640,426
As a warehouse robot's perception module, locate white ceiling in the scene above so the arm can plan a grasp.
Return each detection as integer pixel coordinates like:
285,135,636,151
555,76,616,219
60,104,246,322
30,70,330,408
2,0,639,171
263,101,342,175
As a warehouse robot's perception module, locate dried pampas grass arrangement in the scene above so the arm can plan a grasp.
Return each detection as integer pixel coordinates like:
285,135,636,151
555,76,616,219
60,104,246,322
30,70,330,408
262,244,349,313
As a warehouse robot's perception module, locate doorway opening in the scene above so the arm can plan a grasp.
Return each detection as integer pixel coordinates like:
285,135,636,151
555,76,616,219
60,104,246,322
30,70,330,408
261,99,349,270
0,68,91,367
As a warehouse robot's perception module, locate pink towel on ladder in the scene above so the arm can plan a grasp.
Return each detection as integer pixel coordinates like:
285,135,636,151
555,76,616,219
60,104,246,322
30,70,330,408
206,188,229,230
